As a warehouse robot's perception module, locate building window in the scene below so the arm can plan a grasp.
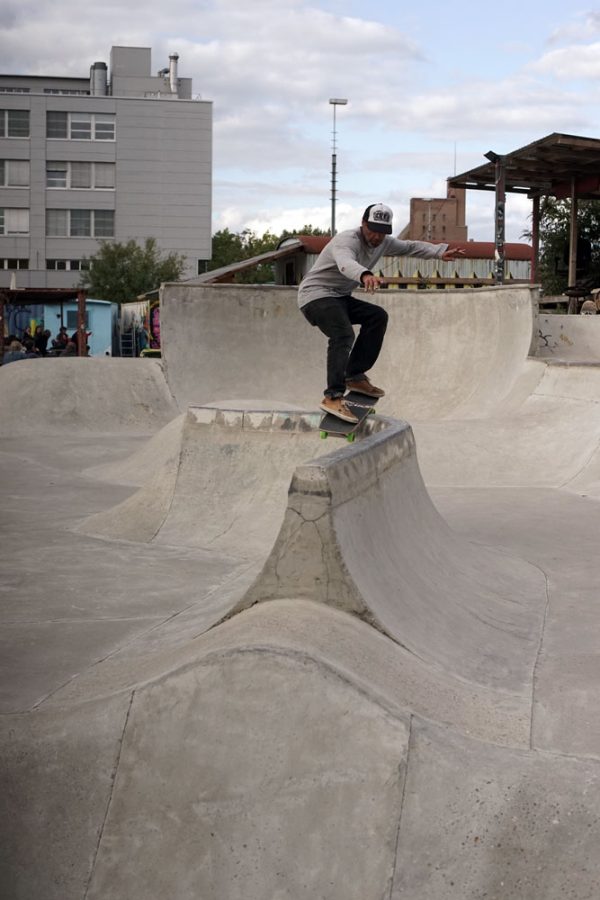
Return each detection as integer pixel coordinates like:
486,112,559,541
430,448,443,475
43,89,90,96
93,209,115,237
46,161,115,189
0,159,30,186
46,111,68,139
46,208,114,237
70,209,91,236
0,258,29,269
0,109,30,138
0,208,29,234
70,113,91,140
46,209,68,235
70,162,92,188
46,162,68,188
46,259,90,271
66,310,89,329
94,118,115,140
94,163,115,188
46,111,115,141
0,87,31,94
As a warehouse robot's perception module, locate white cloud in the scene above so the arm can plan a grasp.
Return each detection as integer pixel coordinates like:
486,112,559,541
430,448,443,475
530,41,600,79
1,2,595,244
546,11,600,45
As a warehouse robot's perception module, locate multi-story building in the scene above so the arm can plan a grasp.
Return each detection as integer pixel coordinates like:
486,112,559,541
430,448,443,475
0,46,212,290
398,187,468,243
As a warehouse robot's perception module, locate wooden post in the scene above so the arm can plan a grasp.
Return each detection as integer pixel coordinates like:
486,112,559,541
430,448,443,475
531,195,540,285
0,291,6,363
567,180,579,314
493,157,506,284
76,289,87,356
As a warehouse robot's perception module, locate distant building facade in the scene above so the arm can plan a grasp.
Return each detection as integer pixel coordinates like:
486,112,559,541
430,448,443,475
398,187,468,243
0,46,212,290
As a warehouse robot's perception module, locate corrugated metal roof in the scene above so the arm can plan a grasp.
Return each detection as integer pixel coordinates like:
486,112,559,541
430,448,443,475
449,132,600,199
437,241,531,260
280,235,330,254
284,234,531,260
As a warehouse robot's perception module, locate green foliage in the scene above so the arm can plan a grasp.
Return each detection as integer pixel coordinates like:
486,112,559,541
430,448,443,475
208,228,278,283
279,225,330,239
79,238,187,303
208,225,330,284
525,198,600,295
82,226,330,296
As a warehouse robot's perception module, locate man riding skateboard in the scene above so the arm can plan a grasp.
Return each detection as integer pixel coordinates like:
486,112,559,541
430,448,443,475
299,203,465,422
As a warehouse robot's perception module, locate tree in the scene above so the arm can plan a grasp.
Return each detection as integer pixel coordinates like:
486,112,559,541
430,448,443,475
208,225,329,284
279,225,330,240
80,238,187,302
525,198,600,296
207,228,279,283
207,229,247,271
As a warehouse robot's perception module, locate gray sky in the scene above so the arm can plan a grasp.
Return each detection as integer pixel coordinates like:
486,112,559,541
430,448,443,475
3,0,600,240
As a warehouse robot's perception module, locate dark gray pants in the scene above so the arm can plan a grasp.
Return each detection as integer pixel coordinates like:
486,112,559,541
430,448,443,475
302,295,388,397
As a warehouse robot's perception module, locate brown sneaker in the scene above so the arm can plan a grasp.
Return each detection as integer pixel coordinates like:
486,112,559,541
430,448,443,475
319,396,359,423
346,378,385,398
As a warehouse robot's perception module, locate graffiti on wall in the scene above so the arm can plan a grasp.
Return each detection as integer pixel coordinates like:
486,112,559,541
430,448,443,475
120,299,161,354
150,301,160,348
4,305,45,339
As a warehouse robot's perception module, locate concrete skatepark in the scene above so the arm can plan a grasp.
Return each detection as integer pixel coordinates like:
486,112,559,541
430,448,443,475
2,283,600,899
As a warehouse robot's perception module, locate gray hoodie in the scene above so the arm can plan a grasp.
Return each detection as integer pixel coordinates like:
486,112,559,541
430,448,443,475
297,227,448,308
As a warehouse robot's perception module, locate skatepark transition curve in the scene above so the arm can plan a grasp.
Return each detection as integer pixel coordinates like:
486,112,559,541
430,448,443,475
3,283,600,899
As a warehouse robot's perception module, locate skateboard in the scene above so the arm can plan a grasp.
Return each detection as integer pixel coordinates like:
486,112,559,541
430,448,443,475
319,390,379,442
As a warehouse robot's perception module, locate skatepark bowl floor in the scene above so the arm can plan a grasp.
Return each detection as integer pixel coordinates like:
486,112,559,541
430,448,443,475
2,285,600,900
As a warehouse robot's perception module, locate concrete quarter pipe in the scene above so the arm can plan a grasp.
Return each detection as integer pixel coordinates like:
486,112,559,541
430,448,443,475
2,283,600,899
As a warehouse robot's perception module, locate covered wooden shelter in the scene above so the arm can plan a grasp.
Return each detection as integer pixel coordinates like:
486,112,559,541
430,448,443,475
448,132,600,297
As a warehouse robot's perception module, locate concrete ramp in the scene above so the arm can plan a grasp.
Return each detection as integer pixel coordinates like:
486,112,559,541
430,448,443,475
160,283,537,418
415,361,600,488
77,406,323,557
0,357,178,433
235,418,546,693
537,313,600,361
6,284,600,900
29,601,597,900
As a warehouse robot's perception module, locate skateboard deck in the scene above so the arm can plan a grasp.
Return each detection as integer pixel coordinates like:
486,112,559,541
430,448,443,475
319,390,379,441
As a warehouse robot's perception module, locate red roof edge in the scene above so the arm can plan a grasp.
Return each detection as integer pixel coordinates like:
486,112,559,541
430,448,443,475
287,234,532,261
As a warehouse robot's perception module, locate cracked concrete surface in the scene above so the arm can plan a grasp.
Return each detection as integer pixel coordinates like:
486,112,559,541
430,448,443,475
2,285,600,899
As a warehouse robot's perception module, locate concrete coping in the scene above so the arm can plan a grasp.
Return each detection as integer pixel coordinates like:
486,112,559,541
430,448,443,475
292,417,415,505
189,405,321,432
187,404,389,437
541,359,600,367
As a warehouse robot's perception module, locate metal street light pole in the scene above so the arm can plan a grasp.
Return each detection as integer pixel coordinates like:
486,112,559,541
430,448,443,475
329,98,348,236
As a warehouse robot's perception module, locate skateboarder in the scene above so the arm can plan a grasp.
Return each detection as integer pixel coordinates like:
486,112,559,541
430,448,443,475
299,203,465,422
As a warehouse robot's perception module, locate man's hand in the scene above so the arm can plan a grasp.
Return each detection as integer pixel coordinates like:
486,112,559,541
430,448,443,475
441,247,466,261
361,273,381,294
